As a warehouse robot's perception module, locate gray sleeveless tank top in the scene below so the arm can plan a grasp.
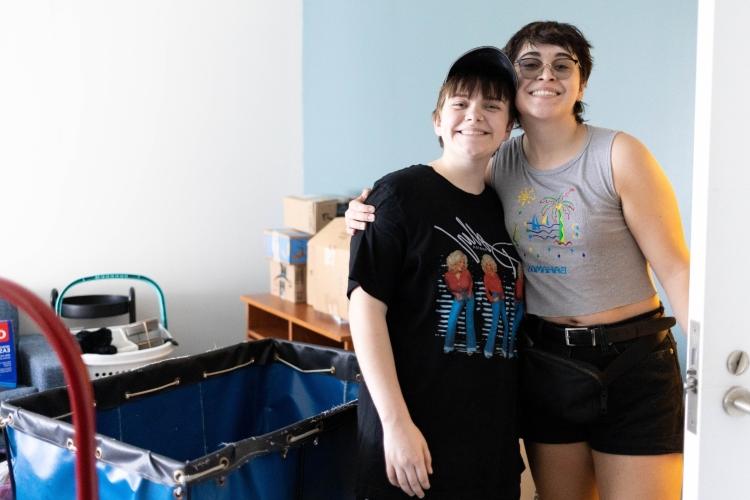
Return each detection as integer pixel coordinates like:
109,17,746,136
490,125,656,317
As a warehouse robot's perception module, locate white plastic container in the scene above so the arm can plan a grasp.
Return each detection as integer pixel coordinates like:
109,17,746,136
75,325,175,379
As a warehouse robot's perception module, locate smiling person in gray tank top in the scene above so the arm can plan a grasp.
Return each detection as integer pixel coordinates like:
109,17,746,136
492,125,658,318
346,21,688,500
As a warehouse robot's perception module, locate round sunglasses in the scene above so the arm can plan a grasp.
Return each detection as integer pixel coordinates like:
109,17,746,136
514,57,580,80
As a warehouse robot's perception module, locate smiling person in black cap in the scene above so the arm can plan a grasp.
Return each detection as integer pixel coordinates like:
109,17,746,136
347,46,524,499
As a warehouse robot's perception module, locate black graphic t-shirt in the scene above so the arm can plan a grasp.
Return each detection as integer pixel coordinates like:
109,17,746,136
348,165,524,500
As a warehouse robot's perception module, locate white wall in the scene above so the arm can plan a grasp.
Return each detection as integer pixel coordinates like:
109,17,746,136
0,1,303,354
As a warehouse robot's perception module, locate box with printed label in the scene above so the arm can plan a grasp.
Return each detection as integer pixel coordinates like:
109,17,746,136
263,228,312,265
0,320,17,388
283,196,340,235
306,218,351,321
269,261,306,303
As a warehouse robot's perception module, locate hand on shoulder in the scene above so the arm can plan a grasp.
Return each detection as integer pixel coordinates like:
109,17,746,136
345,188,375,235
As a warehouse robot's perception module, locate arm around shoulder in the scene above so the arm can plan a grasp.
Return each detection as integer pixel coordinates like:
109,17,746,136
345,188,375,235
612,133,690,330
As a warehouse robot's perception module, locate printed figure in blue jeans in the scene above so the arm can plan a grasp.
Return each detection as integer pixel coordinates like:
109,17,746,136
443,250,476,353
503,263,524,358
481,254,507,358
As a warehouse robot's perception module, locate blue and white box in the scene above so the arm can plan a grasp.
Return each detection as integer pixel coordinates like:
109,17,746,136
0,320,17,388
263,228,312,265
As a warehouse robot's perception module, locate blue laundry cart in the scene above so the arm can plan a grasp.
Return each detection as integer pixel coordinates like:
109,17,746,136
1,339,360,499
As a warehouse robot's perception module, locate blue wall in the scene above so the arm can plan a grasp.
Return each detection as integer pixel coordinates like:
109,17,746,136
303,1,697,211
303,0,698,361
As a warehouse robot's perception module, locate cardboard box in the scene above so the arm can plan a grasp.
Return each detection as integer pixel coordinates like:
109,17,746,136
283,196,339,234
306,217,351,321
269,261,306,303
263,228,312,264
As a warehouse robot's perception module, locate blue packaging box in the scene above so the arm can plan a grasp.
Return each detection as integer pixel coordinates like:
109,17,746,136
263,228,312,264
0,320,17,389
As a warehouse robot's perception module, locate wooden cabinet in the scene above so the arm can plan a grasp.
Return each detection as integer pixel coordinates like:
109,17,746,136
241,294,352,350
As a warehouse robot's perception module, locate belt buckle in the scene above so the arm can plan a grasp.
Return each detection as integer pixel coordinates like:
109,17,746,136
564,327,596,347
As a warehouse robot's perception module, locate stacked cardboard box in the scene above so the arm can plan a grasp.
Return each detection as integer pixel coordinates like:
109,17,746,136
283,196,339,234
269,260,306,303
264,196,352,318
263,228,311,303
306,217,351,321
264,196,343,305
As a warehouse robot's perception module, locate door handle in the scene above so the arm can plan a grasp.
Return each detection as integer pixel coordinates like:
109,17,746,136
723,387,750,416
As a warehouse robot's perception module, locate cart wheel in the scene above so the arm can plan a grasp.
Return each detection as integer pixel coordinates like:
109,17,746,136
51,288,59,311
129,287,136,323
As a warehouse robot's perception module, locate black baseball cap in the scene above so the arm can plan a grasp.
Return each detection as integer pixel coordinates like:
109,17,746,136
446,46,517,88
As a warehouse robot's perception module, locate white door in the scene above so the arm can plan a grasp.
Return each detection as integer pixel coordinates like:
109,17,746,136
683,0,750,498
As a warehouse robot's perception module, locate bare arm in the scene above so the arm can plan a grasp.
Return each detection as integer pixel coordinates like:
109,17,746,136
612,133,690,331
349,287,432,498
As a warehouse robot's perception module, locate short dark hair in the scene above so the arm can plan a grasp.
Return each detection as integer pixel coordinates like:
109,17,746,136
504,21,593,124
432,74,517,147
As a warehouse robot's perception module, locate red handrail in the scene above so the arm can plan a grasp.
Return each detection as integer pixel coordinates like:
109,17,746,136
0,277,97,499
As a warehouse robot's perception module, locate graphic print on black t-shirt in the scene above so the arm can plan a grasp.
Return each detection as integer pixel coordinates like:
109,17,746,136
434,217,525,358
347,166,525,499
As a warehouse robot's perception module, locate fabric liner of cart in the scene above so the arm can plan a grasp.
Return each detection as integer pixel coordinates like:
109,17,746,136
0,338,360,499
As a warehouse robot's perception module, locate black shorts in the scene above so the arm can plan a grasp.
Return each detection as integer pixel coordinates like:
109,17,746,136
520,327,684,455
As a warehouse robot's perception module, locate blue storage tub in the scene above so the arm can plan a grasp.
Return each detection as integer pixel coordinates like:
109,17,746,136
1,339,360,499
